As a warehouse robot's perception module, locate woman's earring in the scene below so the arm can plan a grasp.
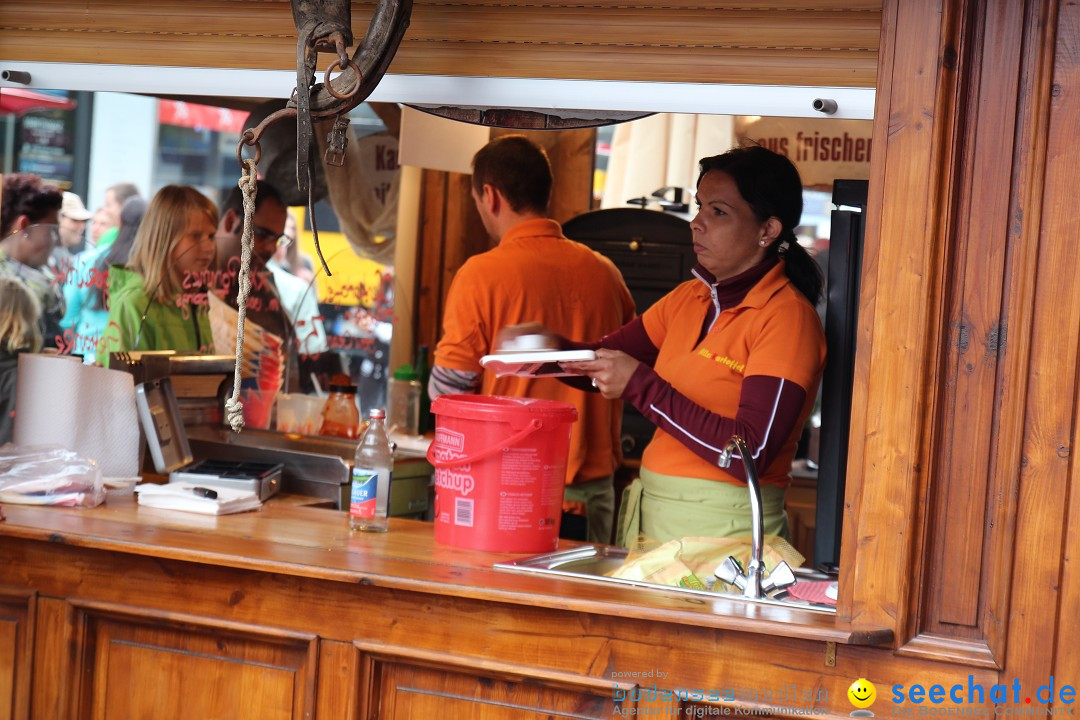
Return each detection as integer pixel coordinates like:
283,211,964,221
759,239,768,247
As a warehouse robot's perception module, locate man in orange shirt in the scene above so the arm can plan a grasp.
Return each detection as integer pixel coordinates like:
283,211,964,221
430,135,635,543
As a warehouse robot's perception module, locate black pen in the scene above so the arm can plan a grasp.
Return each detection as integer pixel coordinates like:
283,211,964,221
191,486,218,500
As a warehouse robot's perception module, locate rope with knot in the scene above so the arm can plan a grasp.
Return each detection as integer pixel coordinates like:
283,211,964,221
223,159,259,432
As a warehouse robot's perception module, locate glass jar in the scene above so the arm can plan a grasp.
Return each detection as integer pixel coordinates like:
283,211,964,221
319,383,360,439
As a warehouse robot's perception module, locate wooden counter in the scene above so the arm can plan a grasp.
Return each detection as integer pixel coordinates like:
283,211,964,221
1,496,897,719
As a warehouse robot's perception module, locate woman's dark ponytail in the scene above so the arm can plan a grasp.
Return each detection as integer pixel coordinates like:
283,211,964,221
770,233,823,306
698,144,824,305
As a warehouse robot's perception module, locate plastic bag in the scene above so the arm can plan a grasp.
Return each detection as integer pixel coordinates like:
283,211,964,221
0,443,105,508
607,535,805,590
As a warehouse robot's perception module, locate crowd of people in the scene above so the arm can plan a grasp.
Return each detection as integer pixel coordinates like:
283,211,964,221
0,173,328,444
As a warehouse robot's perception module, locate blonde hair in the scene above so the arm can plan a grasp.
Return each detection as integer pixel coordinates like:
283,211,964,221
128,186,218,303
0,277,43,353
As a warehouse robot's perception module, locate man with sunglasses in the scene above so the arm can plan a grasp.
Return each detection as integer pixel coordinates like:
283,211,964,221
0,174,65,349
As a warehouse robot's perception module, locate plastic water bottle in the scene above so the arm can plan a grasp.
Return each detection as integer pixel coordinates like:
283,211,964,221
349,408,392,532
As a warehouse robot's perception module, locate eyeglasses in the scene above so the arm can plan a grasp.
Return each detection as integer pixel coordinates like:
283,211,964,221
252,225,288,246
5,223,61,245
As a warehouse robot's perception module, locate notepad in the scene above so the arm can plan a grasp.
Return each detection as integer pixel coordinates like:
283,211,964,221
134,482,263,516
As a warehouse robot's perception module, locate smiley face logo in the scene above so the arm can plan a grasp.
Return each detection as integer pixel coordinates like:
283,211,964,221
848,678,877,716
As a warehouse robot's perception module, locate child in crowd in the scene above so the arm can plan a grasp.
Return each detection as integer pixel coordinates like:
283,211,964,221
97,186,218,366
0,277,43,444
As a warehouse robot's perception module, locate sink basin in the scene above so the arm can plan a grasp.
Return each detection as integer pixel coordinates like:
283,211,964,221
494,545,838,613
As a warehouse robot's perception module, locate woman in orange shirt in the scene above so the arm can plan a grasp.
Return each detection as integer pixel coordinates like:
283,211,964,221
560,145,827,546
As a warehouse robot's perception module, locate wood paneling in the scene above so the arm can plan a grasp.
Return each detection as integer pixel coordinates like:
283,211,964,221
0,619,12,720
905,0,1064,671
379,663,615,718
981,0,1058,680
0,502,890,645
0,1,881,87
414,169,488,352
926,0,1020,634
0,588,34,720
786,477,818,568
1005,0,1078,700
842,0,1080,692
316,640,361,719
415,167,450,354
839,0,959,641
72,600,319,720
30,597,75,720
0,525,992,719
360,642,623,719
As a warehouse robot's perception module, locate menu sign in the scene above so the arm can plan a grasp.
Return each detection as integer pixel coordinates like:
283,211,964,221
735,116,872,189
18,108,76,189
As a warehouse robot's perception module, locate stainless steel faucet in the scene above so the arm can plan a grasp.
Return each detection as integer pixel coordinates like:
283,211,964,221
713,435,796,600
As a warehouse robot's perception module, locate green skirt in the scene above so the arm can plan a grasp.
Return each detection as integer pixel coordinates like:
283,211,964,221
615,467,790,548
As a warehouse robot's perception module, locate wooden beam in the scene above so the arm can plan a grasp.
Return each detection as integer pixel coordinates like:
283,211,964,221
0,1,881,87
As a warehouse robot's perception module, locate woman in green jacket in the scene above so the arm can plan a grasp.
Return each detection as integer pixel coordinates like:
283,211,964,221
98,186,218,366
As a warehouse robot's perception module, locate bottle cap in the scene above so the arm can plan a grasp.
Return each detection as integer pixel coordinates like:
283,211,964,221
368,408,386,420
328,383,358,394
393,364,418,381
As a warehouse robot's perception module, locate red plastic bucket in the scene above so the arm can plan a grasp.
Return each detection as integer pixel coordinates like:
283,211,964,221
427,395,578,553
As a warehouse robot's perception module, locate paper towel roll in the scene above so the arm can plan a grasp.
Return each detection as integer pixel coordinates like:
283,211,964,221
13,354,140,478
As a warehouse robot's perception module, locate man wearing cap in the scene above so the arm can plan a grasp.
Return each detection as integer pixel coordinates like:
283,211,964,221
58,191,93,255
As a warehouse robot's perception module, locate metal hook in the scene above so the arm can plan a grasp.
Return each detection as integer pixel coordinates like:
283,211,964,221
323,58,362,101
234,108,298,170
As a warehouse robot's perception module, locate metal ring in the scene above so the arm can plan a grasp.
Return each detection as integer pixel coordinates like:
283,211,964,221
591,377,599,388
235,132,261,169
323,58,362,100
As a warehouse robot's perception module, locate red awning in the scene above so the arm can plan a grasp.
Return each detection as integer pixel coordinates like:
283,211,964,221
0,88,77,115
158,99,246,134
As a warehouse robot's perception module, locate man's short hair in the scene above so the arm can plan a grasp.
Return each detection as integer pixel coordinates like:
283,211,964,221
219,179,285,220
106,182,140,205
471,135,552,214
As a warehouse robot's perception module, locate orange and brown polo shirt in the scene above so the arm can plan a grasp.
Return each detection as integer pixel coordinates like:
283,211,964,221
621,260,826,486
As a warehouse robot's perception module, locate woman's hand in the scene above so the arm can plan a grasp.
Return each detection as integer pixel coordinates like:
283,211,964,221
560,349,639,399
